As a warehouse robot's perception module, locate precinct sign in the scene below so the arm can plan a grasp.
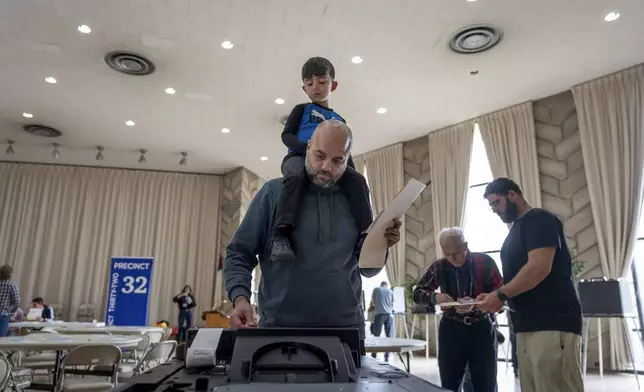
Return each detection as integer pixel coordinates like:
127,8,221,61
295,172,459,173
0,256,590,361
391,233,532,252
105,257,154,326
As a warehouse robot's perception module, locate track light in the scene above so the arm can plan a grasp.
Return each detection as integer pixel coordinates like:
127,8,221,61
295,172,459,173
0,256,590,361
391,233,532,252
5,140,15,155
52,143,60,159
138,149,147,164
96,146,104,161
179,152,188,166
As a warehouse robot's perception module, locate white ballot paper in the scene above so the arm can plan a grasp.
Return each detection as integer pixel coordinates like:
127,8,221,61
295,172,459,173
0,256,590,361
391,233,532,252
185,328,223,368
440,300,483,308
358,178,427,269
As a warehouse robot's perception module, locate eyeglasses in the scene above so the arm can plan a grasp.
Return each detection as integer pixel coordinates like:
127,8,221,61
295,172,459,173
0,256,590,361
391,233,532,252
488,198,503,211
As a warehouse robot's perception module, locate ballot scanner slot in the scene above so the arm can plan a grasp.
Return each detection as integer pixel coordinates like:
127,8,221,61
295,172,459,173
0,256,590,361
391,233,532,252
186,327,362,370
230,335,357,383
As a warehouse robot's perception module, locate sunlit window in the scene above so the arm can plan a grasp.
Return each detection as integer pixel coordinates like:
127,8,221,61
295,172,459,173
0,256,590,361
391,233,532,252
462,124,511,360
627,189,644,370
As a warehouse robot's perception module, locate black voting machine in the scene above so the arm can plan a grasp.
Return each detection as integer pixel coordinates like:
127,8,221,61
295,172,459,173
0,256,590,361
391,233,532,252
114,327,448,391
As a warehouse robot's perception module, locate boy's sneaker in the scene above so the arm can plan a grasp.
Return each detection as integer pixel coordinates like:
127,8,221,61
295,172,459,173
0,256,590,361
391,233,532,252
271,235,295,262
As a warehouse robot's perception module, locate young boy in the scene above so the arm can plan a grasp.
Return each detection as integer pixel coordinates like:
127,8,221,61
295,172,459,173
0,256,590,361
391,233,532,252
272,56,373,262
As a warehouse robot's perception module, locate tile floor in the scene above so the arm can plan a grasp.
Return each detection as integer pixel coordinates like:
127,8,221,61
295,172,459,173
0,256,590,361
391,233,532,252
374,353,642,392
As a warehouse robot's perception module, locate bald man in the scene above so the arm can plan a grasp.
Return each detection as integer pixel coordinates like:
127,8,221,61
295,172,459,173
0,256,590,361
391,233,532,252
272,119,374,262
224,120,401,337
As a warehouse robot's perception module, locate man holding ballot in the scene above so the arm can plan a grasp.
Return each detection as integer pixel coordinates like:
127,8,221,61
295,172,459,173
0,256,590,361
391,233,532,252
413,227,502,392
224,120,401,338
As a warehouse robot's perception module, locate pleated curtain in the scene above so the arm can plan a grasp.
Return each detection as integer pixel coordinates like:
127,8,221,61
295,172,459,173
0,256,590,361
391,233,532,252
0,163,221,325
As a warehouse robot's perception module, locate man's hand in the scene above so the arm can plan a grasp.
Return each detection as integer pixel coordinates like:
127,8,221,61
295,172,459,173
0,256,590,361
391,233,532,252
385,219,402,248
454,296,475,314
435,293,453,311
476,292,503,313
230,296,258,328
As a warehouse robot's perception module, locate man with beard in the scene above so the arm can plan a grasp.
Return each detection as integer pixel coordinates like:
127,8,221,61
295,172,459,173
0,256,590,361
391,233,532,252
224,119,401,338
476,178,583,392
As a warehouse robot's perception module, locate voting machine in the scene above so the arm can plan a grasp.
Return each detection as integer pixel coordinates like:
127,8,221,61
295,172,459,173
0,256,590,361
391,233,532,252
114,327,448,391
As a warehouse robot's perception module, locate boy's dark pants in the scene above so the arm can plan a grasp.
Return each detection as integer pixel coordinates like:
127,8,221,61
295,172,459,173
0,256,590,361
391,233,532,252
275,153,373,233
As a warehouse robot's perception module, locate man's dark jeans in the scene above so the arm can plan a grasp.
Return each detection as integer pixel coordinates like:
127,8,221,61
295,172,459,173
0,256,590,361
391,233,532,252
371,313,393,361
439,317,497,392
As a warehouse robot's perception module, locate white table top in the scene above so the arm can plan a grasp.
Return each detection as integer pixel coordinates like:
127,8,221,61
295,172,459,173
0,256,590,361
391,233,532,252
364,338,427,353
0,334,141,350
10,321,105,328
55,326,165,335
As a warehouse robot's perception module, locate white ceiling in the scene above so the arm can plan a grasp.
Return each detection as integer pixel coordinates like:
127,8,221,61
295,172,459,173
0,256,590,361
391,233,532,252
0,0,643,180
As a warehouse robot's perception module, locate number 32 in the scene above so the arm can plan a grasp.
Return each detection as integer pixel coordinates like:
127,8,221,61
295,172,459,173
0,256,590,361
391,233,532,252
122,276,148,294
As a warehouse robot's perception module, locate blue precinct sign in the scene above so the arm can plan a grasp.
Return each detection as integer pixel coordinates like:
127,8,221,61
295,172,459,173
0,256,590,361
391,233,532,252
105,257,154,326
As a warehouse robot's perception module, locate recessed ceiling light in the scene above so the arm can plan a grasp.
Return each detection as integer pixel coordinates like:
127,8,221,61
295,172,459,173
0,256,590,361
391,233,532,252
274,98,285,105
165,87,176,95
604,12,620,22
377,108,387,114
125,120,136,127
260,156,268,161
22,112,33,119
77,24,92,34
45,77,57,84
221,41,234,49
221,127,231,134
467,0,476,2
351,56,363,64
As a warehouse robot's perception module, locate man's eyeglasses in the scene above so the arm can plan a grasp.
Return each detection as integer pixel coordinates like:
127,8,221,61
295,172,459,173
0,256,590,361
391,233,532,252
488,198,503,211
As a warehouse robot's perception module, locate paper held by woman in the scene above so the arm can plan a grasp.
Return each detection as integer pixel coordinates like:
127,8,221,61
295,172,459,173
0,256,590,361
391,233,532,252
358,178,427,269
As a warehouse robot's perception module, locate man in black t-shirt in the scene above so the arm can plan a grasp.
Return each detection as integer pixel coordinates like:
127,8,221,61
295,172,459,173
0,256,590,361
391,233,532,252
476,178,583,392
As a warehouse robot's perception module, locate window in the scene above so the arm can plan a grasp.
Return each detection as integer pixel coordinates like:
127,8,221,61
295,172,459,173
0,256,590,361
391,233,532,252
462,124,511,360
362,166,391,336
628,202,644,370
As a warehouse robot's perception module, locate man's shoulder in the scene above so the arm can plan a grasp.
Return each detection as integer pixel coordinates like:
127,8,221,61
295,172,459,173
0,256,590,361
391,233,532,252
523,208,560,224
428,258,449,271
260,178,283,195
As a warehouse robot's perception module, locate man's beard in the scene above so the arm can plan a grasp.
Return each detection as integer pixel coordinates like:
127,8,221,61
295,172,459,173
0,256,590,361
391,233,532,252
499,199,519,223
305,154,344,188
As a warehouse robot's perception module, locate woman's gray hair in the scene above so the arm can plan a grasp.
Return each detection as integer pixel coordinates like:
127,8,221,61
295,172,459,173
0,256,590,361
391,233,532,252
438,227,466,245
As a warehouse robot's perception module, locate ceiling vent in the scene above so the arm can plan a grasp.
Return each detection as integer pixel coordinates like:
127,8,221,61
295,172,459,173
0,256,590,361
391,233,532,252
105,51,155,76
22,124,62,138
449,24,503,54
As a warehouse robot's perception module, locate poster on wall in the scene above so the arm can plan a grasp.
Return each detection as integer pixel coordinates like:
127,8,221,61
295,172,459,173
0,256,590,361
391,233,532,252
105,257,154,326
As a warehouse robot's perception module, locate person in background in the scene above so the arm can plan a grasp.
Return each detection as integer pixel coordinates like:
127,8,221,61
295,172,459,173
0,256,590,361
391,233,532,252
370,281,394,362
272,56,372,262
477,177,583,392
173,285,196,342
31,297,54,321
413,228,501,392
0,265,21,337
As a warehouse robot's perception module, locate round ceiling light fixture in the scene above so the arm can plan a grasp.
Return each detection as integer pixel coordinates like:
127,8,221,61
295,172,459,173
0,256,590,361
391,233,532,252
105,51,155,76
22,124,63,138
449,24,503,54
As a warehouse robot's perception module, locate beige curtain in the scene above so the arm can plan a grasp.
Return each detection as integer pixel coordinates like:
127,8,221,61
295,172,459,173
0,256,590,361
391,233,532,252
352,154,367,176
0,163,221,325
428,121,474,259
572,64,644,370
478,102,542,207
362,144,405,336
362,144,406,286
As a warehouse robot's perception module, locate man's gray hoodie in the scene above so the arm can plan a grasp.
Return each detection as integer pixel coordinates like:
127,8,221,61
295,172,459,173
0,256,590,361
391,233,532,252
224,178,385,334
